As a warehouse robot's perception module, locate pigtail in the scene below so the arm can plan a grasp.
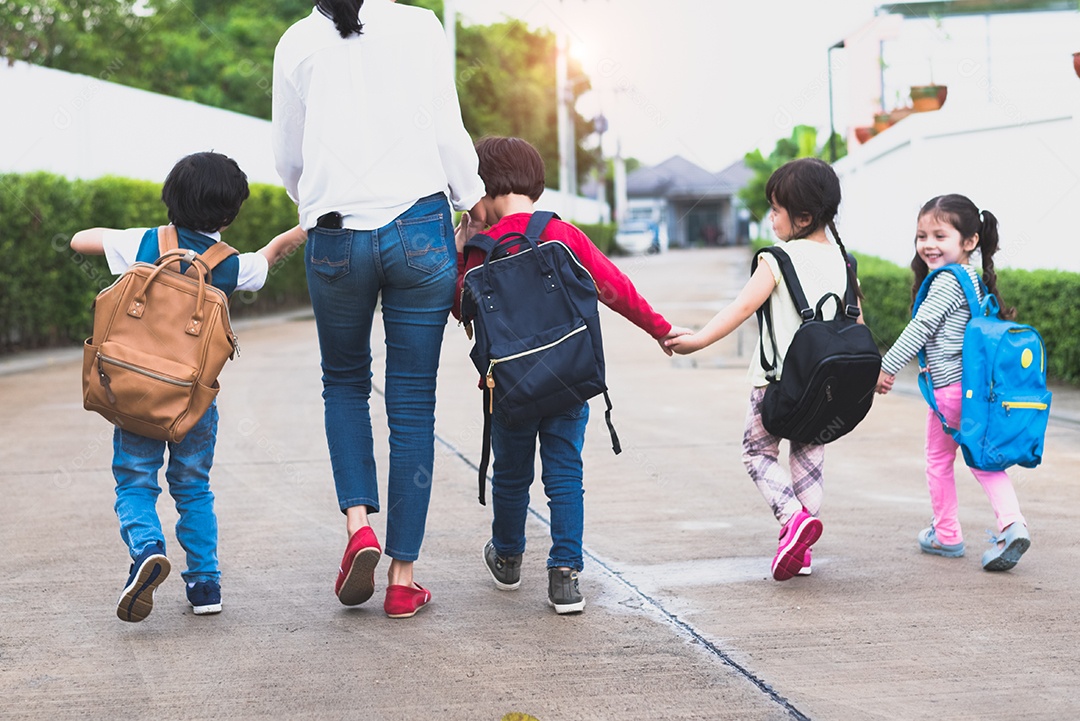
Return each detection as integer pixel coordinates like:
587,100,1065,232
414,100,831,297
977,209,1016,320
315,0,364,38
827,219,864,300
909,253,929,311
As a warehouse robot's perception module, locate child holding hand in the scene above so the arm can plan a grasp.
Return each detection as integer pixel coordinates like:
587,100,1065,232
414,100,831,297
876,194,1030,572
667,158,862,581
71,151,305,621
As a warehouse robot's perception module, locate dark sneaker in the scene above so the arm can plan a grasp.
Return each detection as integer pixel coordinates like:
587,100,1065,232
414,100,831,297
483,540,522,591
547,568,585,614
186,581,222,615
117,542,170,623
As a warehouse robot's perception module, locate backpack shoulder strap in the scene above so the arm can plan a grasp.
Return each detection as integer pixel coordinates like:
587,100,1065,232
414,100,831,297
523,210,557,241
751,246,809,379
197,241,240,270
157,225,179,255
913,265,975,439
915,265,984,317
753,246,812,318
464,232,498,257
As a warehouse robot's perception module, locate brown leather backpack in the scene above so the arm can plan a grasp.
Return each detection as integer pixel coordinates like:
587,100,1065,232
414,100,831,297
82,225,239,443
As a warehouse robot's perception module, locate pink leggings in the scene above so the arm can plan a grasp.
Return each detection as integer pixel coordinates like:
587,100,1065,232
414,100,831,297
926,382,1025,545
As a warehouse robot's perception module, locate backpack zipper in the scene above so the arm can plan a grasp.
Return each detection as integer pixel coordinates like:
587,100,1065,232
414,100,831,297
484,325,589,413
1001,401,1048,413
97,352,194,389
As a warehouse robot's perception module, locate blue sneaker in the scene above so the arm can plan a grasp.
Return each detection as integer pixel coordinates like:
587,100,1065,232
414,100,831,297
186,580,222,615
981,523,1030,572
117,542,170,622
918,525,965,558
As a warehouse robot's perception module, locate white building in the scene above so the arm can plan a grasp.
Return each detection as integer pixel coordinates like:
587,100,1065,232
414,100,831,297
833,4,1080,273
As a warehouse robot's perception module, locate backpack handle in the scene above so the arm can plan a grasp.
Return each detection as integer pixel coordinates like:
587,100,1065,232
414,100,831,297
156,225,239,284
815,292,843,320
128,248,212,337
466,212,559,308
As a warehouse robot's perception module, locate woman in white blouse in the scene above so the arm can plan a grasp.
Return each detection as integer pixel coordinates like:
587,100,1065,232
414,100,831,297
272,0,486,618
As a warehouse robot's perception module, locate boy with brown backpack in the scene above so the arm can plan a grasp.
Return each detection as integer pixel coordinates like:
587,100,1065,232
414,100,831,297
71,151,305,622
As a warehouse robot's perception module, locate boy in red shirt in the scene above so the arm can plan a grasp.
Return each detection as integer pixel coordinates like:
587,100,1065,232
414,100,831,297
453,136,686,613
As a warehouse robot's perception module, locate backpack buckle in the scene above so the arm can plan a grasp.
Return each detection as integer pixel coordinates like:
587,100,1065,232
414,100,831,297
845,304,861,319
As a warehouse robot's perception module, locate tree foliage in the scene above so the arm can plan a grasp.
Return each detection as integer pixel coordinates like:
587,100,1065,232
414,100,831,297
738,125,848,224
2,0,598,188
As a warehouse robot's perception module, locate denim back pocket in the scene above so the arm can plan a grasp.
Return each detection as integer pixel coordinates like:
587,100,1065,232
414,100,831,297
396,213,449,275
307,229,351,282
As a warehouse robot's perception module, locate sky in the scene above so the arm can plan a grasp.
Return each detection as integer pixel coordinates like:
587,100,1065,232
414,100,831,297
450,0,883,171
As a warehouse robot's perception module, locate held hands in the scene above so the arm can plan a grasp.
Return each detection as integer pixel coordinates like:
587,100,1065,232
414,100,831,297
661,327,699,355
876,370,895,395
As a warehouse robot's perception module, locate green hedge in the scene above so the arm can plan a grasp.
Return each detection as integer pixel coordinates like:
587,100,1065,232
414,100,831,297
0,172,307,353
749,239,1080,384
576,222,616,256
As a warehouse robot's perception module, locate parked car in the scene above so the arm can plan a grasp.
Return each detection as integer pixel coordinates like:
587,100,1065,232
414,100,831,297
614,220,659,255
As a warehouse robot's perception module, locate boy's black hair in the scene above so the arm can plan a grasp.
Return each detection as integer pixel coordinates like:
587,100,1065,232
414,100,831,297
475,136,546,202
315,0,364,38
161,152,250,233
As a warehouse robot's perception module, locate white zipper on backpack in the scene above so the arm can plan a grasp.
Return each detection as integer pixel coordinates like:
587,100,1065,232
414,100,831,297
484,325,589,413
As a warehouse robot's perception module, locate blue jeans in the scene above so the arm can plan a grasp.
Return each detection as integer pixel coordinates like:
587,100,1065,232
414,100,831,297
305,193,455,562
490,403,589,571
112,402,219,583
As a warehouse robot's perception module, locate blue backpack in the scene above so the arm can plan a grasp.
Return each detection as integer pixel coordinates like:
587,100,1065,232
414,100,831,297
461,211,620,504
914,265,1051,471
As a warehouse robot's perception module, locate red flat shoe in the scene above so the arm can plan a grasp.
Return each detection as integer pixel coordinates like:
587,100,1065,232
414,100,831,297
384,583,431,618
335,526,382,606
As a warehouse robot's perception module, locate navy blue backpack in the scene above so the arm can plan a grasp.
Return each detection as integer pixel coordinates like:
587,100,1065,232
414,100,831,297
461,211,620,504
914,265,1051,471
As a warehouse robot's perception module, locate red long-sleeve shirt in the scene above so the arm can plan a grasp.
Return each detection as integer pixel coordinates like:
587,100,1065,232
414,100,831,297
452,213,671,339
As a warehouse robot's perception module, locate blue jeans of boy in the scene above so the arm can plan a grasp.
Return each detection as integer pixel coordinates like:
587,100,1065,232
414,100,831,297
305,193,455,562
490,403,589,571
112,402,219,583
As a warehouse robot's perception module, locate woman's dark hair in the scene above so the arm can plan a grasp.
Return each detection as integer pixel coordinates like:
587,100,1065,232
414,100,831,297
161,152,250,233
765,157,861,298
911,194,1014,320
474,136,546,202
315,0,364,38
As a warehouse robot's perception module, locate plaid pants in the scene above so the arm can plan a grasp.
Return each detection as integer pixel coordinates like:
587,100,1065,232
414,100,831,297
742,386,825,525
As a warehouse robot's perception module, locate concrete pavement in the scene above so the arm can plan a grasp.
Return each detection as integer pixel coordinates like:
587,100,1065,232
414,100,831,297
2,247,1078,720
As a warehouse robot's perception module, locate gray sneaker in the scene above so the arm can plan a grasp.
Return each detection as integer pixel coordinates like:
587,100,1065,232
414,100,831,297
547,568,585,614
483,540,522,590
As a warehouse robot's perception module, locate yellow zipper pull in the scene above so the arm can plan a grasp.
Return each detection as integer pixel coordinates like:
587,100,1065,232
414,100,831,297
485,360,496,414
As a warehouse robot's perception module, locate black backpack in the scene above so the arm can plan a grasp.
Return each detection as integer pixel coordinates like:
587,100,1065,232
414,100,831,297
752,246,881,444
461,211,620,504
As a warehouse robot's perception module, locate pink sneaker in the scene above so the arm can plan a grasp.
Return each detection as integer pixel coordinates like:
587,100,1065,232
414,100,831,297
772,509,822,581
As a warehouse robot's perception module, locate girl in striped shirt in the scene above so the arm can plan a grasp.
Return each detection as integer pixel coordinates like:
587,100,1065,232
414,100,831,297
876,194,1030,571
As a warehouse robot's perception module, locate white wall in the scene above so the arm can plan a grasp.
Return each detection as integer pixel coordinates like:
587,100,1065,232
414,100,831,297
834,98,1080,273
536,188,610,225
0,61,281,185
0,60,609,225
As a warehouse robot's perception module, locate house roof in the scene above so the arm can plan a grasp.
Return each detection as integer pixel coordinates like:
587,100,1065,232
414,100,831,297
626,155,751,200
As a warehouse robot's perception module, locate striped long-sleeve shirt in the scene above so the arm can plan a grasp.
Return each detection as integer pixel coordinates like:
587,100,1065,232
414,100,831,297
880,265,982,388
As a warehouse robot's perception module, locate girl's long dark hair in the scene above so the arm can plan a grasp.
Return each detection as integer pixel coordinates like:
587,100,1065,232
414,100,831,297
765,157,862,299
316,0,364,38
911,194,1015,320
